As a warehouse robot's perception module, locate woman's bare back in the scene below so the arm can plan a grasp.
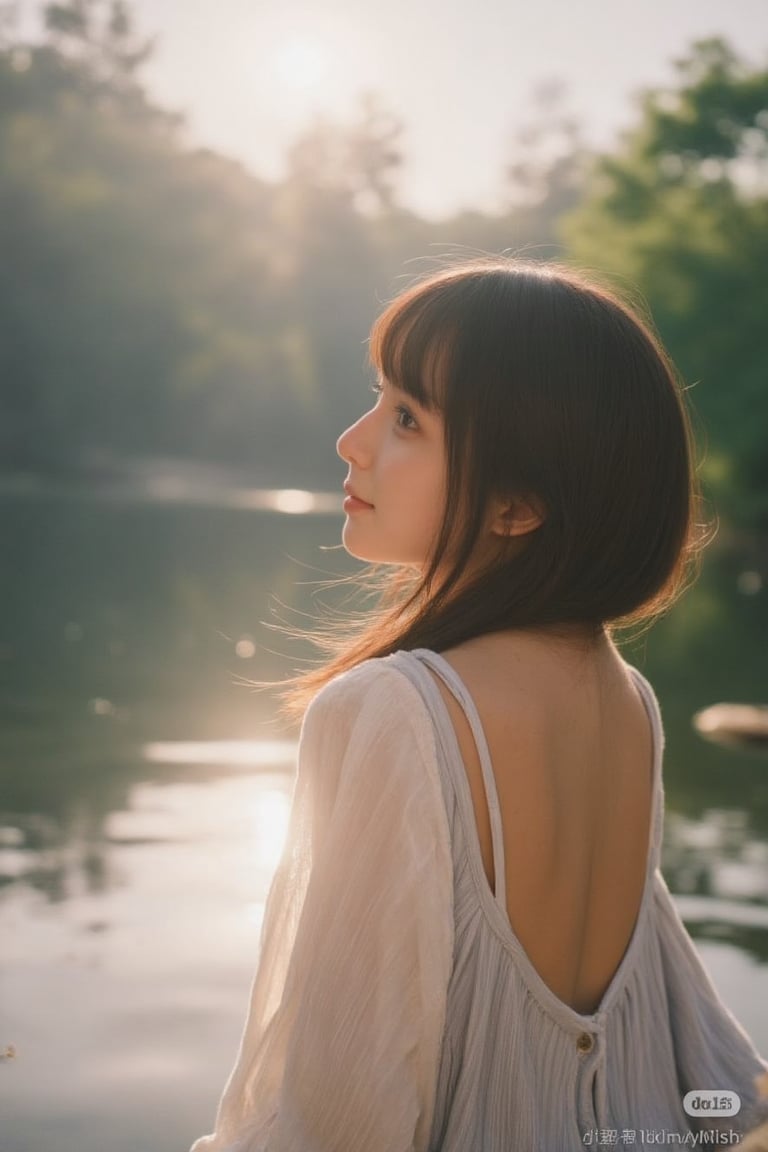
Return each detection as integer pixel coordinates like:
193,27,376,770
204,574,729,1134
425,630,654,1016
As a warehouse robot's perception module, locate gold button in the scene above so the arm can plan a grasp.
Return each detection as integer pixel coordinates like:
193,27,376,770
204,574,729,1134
576,1032,595,1054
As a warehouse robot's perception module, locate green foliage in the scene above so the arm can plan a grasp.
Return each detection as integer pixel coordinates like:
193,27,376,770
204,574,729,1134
0,1,592,485
0,17,286,471
0,5,420,482
2,5,766,548
563,38,768,531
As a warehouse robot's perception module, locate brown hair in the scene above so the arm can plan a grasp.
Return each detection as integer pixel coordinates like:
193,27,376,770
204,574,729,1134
259,257,708,723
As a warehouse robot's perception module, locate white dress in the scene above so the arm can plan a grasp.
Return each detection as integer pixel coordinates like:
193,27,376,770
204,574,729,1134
190,651,767,1151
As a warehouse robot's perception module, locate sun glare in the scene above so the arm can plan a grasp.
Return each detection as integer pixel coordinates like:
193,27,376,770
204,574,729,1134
274,37,329,93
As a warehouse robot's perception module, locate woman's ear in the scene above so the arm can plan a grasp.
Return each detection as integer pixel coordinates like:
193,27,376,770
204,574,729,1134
489,494,545,538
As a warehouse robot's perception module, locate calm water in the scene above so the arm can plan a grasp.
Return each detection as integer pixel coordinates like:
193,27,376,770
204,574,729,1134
1,471,767,1152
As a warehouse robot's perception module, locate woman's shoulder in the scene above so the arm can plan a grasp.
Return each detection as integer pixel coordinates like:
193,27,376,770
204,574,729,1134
302,652,428,732
297,654,440,791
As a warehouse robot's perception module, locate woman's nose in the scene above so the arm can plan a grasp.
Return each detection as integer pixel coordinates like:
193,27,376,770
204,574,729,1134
336,412,370,465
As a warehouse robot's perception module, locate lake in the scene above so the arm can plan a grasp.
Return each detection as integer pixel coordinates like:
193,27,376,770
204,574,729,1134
1,469,767,1151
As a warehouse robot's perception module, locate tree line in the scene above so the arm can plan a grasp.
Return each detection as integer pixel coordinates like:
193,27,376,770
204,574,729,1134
1,2,767,535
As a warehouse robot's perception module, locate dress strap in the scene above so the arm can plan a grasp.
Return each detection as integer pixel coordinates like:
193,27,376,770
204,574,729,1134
623,663,665,872
411,649,508,909
405,651,664,910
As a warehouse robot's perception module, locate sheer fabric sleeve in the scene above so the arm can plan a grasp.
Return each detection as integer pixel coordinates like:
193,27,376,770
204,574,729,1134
189,660,454,1152
654,870,768,1136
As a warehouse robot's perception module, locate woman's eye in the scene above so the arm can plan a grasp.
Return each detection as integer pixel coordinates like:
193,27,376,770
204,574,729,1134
395,405,417,431
369,382,417,431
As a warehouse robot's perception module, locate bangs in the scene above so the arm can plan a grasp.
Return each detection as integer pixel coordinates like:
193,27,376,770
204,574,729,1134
369,285,457,411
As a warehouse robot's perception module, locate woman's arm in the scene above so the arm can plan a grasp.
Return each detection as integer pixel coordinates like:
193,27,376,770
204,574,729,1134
190,661,454,1152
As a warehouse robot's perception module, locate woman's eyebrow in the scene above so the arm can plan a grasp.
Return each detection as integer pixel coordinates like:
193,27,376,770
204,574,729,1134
376,374,440,418
384,378,431,409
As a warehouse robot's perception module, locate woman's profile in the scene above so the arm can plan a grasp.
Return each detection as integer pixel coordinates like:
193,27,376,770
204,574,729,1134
190,259,768,1151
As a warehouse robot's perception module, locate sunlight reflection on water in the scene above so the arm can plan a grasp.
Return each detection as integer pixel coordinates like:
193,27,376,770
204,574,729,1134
0,472,343,515
1,770,297,1150
3,768,768,1151
220,487,341,514
143,739,297,767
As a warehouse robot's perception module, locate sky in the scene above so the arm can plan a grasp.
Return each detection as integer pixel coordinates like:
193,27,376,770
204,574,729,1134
53,0,768,217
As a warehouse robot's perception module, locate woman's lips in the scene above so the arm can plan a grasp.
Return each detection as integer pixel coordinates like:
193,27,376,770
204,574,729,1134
343,482,374,510
343,494,374,512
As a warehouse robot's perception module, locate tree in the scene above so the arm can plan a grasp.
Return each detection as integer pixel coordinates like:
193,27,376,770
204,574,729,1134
505,80,589,228
283,92,404,215
563,39,768,532
44,0,153,89
0,4,289,474
346,92,404,215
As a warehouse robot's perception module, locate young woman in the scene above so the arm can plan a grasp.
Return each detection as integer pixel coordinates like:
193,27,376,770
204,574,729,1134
191,259,768,1151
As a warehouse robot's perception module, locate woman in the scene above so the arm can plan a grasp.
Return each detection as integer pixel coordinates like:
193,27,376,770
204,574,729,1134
191,259,768,1151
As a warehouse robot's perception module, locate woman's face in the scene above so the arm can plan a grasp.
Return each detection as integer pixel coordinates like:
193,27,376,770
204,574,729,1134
336,378,447,568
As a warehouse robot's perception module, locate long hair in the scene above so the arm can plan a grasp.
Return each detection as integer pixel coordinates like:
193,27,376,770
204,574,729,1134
257,258,708,723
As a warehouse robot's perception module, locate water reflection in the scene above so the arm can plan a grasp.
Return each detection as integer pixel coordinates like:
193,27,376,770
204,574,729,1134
3,764,767,1152
143,739,297,768
0,762,296,901
1,482,767,1151
0,467,342,514
0,768,297,1152
663,809,768,904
